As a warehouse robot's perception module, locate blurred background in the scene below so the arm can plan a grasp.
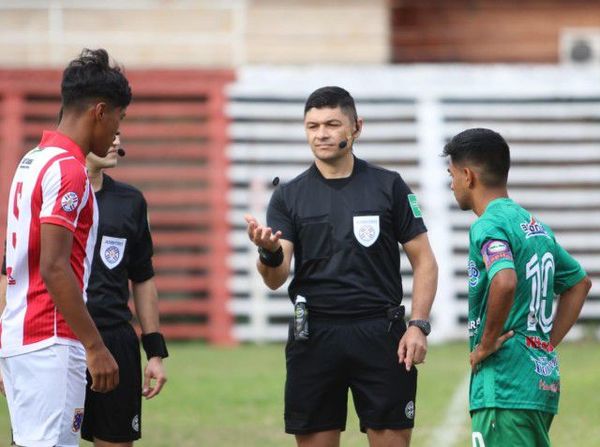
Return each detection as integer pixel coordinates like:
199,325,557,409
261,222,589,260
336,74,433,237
0,1,599,446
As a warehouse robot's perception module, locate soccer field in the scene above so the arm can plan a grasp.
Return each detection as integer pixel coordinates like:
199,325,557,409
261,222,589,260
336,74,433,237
0,341,598,446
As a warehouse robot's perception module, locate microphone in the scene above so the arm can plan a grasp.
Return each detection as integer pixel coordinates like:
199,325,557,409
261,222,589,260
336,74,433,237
338,140,347,149
117,148,126,157
272,176,280,186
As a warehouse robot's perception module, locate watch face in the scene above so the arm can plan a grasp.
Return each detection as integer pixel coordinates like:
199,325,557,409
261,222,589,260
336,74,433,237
410,320,431,335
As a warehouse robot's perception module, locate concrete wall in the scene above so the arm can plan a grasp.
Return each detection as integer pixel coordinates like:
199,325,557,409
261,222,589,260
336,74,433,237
0,0,389,67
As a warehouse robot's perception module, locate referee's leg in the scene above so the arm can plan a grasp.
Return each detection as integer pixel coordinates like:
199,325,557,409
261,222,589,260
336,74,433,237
296,430,341,447
367,428,412,447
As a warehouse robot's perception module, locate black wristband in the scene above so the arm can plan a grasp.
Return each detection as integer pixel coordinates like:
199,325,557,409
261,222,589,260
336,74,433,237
258,245,284,268
141,332,169,360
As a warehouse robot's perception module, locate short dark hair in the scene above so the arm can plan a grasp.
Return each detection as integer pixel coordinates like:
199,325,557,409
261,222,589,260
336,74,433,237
443,128,510,187
304,86,358,123
61,48,132,111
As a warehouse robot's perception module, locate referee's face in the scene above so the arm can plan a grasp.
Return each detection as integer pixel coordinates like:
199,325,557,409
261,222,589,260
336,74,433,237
87,132,120,170
304,106,355,162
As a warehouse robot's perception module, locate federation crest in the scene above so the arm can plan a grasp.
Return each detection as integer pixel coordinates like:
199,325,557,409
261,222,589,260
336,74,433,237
353,215,380,247
405,401,415,420
100,235,127,269
132,414,140,432
61,191,79,212
72,408,84,433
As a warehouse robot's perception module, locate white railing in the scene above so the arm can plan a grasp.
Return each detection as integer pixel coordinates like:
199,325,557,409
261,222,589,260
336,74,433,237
226,65,600,342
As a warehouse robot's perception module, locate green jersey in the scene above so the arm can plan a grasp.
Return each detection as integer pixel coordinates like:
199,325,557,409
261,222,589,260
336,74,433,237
467,198,586,414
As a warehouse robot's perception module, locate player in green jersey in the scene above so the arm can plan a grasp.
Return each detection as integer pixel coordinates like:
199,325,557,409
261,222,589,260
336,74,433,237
443,128,592,447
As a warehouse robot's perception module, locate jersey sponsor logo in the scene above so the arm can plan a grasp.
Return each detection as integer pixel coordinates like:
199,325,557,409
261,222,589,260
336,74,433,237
405,400,415,420
481,239,513,270
19,158,33,169
71,408,84,433
468,260,480,287
100,235,127,269
538,379,560,393
530,355,559,377
61,191,79,212
132,414,140,432
353,215,380,247
526,336,554,353
468,317,481,337
407,194,422,218
520,215,549,239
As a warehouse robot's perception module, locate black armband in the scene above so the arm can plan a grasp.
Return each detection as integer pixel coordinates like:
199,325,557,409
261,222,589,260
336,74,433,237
141,332,169,360
258,245,284,268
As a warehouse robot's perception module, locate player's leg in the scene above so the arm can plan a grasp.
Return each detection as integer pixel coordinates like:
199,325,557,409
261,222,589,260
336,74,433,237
349,317,417,447
285,318,349,447
81,324,142,446
2,344,86,447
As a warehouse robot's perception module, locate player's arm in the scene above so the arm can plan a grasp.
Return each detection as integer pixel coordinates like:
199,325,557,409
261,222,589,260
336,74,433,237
245,214,293,290
471,268,516,370
550,275,592,348
397,232,438,370
132,278,167,399
40,223,118,393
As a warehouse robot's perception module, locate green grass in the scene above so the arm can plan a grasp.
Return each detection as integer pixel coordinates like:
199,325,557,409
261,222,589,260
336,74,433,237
0,341,597,446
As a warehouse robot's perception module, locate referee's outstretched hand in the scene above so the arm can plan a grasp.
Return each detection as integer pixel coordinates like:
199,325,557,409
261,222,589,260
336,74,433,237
244,214,282,252
397,326,428,372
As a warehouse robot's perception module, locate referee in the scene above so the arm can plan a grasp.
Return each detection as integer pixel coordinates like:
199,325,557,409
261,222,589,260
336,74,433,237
245,86,438,447
82,132,168,446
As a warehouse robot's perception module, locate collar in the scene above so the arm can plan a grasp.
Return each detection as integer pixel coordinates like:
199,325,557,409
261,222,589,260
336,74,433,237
38,130,86,165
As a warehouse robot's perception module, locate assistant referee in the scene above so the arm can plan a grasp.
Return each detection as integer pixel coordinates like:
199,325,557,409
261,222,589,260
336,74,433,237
245,86,438,447
82,132,168,446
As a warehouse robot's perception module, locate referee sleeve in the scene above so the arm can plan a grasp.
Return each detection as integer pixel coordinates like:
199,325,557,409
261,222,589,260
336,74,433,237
128,195,155,283
392,175,427,244
266,186,295,244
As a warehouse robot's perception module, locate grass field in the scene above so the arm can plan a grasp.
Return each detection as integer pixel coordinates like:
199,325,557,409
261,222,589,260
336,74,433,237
0,341,598,446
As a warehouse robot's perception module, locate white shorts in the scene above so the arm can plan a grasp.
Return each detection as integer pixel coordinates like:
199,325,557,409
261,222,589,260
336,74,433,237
0,344,86,447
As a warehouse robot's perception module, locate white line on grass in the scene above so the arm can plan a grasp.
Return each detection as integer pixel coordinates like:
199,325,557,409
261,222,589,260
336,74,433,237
427,373,471,447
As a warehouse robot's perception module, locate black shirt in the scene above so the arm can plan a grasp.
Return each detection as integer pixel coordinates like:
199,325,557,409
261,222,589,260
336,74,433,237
267,157,427,318
86,174,154,329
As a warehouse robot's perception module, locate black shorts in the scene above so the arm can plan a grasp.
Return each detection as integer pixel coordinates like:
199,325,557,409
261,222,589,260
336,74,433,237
284,315,417,435
81,323,142,443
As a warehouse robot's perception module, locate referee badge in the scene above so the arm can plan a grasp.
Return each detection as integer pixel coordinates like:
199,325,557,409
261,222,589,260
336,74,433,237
100,235,127,269
353,215,380,247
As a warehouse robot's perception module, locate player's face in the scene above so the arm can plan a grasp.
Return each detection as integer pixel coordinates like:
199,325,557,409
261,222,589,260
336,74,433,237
304,106,356,162
448,160,472,211
90,105,126,158
87,132,120,170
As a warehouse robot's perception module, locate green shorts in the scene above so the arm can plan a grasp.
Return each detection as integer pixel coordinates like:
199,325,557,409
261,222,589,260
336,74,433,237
471,408,554,447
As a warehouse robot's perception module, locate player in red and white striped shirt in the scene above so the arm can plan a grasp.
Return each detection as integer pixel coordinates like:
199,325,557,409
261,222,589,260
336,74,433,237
0,48,131,447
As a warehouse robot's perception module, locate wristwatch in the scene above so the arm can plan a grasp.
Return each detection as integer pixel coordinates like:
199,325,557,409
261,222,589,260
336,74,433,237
408,319,431,336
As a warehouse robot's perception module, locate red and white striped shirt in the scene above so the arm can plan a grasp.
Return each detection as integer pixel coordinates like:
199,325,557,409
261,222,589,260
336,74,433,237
0,131,98,357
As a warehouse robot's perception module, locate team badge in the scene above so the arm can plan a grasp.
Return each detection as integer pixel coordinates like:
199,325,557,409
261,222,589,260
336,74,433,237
405,401,415,420
353,215,380,247
467,260,480,287
72,408,84,433
61,192,79,212
132,414,140,432
100,235,127,269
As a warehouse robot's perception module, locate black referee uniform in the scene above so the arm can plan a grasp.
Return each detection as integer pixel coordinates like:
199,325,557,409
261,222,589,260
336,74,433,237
81,174,154,443
268,156,427,434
